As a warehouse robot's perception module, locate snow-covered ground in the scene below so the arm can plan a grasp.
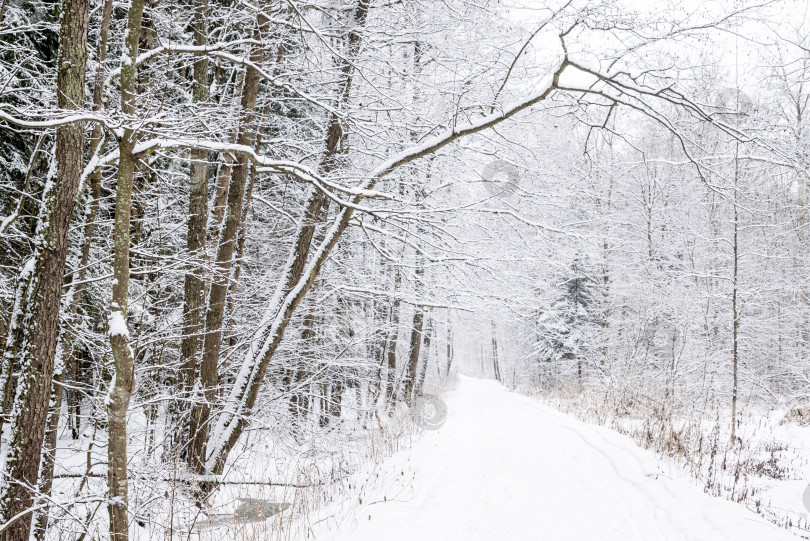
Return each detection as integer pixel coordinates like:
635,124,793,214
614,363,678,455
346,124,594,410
315,376,801,540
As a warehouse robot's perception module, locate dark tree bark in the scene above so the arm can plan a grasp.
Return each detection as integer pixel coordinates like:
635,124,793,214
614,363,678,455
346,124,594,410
385,269,402,412
416,316,432,396
403,304,425,406
212,155,233,226
403,259,426,406
330,378,344,421
200,0,370,473
445,316,453,376
179,0,211,439
491,320,501,382
318,364,330,428
275,0,371,412
224,39,284,333
37,0,113,534
187,9,270,474
0,0,90,536
368,289,390,421
290,304,317,420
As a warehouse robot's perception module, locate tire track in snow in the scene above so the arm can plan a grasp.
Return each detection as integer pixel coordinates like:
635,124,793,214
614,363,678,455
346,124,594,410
319,376,799,541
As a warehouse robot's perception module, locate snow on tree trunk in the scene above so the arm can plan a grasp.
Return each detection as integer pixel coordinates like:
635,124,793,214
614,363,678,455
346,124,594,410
187,8,269,476
0,0,89,536
179,0,211,420
106,0,146,538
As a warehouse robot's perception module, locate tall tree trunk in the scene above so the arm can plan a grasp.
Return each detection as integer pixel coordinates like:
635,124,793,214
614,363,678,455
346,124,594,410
64,170,102,439
318,364,330,428
0,0,89,536
385,269,402,412
287,194,334,420
179,0,211,441
37,1,113,535
225,57,283,344
730,142,740,443
369,289,390,418
106,0,146,538
65,0,114,435
187,9,269,475
290,303,316,420
403,263,425,406
403,309,425,405
275,0,369,415
445,315,453,376
212,155,233,226
330,378,344,421
491,320,501,382
416,316,432,396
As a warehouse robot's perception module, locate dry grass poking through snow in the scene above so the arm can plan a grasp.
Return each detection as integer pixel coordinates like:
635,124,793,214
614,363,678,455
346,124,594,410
42,378,455,540
184,378,458,541
181,411,421,541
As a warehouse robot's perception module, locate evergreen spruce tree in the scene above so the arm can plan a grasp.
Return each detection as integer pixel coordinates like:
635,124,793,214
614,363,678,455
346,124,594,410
533,255,598,369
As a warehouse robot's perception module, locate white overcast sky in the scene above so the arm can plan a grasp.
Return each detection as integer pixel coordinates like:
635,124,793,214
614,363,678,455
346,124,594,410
499,0,810,103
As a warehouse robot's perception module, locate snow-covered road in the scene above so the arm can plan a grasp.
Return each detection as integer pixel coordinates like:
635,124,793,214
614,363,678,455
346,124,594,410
324,376,799,540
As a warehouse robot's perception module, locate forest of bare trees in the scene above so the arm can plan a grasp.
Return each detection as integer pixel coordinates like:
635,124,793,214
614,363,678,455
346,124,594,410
1,0,810,538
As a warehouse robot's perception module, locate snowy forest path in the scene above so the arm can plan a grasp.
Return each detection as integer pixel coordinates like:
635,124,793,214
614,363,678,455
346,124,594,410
324,376,797,540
